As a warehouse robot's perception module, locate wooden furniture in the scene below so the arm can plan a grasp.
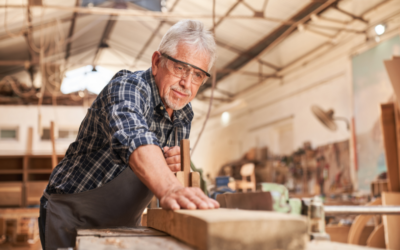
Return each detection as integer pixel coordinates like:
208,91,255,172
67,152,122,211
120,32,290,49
348,198,381,246
0,208,40,248
366,224,385,249
326,225,350,243
175,139,200,188
380,103,400,192
236,163,256,192
216,192,273,211
75,227,384,250
147,208,308,250
382,192,400,250
0,154,63,207
371,180,388,197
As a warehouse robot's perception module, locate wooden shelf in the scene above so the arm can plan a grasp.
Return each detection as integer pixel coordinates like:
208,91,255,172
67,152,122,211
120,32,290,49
27,169,53,174
0,169,23,174
0,154,63,207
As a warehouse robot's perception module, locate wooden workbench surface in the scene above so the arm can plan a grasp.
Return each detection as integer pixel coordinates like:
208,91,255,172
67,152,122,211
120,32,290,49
75,227,382,250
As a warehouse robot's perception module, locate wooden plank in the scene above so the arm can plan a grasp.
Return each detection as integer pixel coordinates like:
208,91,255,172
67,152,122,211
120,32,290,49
348,198,381,245
77,227,167,237
76,235,194,250
382,192,400,250
25,181,47,205
216,192,273,211
180,139,191,187
0,182,22,207
26,127,33,155
326,225,350,243
380,103,400,191
366,224,385,249
50,121,57,169
190,172,200,188
395,102,400,188
147,208,308,250
384,57,400,108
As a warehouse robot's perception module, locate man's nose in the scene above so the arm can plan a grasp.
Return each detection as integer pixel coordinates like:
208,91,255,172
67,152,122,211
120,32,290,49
179,72,192,89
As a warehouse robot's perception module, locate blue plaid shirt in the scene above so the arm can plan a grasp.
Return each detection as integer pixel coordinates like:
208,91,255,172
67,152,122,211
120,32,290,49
46,68,194,194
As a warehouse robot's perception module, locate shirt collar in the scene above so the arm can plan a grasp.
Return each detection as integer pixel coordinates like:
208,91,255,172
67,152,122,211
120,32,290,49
143,67,194,123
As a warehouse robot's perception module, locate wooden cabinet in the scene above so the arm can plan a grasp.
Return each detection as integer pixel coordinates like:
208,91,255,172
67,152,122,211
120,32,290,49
0,155,64,207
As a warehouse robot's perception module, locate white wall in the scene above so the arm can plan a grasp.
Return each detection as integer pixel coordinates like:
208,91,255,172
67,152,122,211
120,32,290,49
0,106,87,155
190,26,400,182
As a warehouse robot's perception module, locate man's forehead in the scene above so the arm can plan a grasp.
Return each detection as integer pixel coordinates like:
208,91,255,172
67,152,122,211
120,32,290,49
173,44,209,71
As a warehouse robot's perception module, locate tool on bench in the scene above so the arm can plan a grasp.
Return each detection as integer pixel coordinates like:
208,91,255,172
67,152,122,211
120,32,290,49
218,183,400,241
175,139,200,188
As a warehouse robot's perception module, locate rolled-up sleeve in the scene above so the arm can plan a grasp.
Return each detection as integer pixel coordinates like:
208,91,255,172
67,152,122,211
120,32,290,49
105,76,160,165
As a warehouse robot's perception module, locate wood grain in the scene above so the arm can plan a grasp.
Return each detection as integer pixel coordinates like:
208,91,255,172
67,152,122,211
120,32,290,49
382,192,400,250
189,172,200,188
380,104,400,191
50,121,58,169
180,139,191,187
147,208,308,250
366,224,385,249
348,198,381,245
216,192,273,211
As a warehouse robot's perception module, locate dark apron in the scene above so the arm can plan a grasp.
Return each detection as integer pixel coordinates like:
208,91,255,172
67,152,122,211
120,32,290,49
43,167,153,250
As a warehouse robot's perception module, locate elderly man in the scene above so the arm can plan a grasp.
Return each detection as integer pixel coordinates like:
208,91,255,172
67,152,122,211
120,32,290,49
38,20,219,250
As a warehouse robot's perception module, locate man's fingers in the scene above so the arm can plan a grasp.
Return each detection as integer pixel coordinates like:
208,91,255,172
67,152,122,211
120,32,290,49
177,196,196,210
163,146,170,152
192,188,215,209
161,197,180,210
166,155,180,165
164,146,180,158
168,164,181,172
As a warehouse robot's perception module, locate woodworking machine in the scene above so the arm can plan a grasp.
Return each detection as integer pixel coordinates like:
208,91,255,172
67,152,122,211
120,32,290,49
258,182,400,240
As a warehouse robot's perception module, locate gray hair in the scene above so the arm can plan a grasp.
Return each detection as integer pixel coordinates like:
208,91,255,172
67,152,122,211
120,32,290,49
158,20,216,71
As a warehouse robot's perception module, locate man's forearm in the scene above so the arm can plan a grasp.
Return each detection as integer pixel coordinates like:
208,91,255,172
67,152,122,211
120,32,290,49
129,144,182,199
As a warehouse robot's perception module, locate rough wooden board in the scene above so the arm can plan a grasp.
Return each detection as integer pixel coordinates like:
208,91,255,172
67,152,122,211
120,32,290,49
384,59,400,108
77,227,167,237
380,103,400,191
382,192,400,250
189,172,200,188
366,224,385,249
216,192,273,211
76,236,194,250
180,139,190,187
147,208,308,250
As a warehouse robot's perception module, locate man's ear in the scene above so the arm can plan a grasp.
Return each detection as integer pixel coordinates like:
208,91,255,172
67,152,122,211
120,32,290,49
151,51,162,76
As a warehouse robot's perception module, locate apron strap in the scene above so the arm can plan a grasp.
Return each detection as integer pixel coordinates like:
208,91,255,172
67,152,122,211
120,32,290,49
43,190,51,200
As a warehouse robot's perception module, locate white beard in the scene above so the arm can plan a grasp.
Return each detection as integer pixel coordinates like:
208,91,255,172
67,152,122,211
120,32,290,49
164,85,192,110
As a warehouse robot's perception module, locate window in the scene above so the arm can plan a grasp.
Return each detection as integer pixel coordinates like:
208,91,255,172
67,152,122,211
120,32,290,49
41,128,78,140
0,127,18,140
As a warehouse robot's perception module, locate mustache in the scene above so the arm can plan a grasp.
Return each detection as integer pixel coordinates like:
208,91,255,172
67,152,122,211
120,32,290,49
170,85,192,97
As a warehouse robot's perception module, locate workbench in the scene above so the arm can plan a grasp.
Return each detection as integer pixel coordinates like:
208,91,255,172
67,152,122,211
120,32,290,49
75,227,382,250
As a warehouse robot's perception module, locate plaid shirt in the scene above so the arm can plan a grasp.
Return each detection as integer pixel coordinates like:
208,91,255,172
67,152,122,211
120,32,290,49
46,68,193,194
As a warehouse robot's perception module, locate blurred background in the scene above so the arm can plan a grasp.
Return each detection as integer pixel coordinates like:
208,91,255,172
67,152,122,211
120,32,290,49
0,0,400,248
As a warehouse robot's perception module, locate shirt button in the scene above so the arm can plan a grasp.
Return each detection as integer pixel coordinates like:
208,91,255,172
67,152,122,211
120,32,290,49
160,106,164,110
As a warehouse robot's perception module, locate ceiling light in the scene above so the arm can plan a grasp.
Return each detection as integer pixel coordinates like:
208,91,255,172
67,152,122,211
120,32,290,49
221,112,230,127
374,24,386,36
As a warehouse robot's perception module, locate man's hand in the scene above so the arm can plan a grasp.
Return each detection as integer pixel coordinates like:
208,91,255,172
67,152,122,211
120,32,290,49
160,186,220,210
163,146,181,172
129,144,220,210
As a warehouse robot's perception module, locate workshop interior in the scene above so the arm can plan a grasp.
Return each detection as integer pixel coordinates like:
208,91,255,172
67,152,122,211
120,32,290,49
0,0,400,249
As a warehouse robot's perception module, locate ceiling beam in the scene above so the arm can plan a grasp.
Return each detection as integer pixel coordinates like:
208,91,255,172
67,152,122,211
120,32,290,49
92,14,117,67
198,0,338,94
65,0,81,62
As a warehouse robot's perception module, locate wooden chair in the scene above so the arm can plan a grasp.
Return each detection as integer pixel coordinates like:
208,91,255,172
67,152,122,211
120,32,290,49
236,163,256,192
